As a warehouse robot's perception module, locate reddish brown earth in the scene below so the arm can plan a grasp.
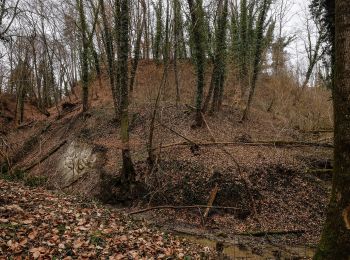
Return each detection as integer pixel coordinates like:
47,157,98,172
0,62,334,257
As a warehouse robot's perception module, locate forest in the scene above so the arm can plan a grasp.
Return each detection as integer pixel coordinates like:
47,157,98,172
0,0,349,259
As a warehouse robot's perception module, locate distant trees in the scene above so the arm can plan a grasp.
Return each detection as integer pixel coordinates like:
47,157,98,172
203,0,229,113
1,0,330,125
310,0,335,89
240,0,273,121
0,0,20,43
314,0,350,258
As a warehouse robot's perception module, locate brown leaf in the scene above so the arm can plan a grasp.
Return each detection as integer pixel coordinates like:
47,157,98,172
28,231,38,240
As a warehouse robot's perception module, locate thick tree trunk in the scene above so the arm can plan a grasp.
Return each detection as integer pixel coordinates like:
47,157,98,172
314,0,350,258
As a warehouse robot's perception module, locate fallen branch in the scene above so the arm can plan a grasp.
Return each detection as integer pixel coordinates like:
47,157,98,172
157,121,199,147
301,129,333,134
204,184,219,219
154,140,333,151
17,120,34,129
237,229,305,237
128,205,240,215
22,140,67,172
307,168,333,174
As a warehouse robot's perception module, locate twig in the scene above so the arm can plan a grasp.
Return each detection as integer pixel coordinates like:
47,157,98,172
129,205,240,215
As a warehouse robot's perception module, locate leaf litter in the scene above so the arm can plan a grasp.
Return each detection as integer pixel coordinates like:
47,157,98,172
0,179,213,259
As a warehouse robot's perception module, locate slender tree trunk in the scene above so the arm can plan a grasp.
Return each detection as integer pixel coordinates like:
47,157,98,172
76,0,89,112
187,0,206,127
239,0,248,90
91,46,101,99
154,0,163,63
301,36,322,89
210,0,228,113
173,0,181,105
129,17,144,93
314,0,350,258
118,0,136,190
100,0,119,119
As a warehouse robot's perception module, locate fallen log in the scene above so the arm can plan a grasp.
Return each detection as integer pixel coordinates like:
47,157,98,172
306,168,333,181
237,229,305,237
129,205,240,215
154,140,334,151
301,129,333,134
22,140,67,172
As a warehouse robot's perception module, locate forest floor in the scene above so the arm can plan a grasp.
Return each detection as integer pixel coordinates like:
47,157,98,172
0,178,216,259
0,63,335,259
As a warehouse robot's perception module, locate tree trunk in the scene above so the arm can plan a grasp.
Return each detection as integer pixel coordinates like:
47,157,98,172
129,16,144,93
76,0,89,112
187,0,206,127
314,0,350,258
118,0,136,190
100,0,118,119
210,0,228,113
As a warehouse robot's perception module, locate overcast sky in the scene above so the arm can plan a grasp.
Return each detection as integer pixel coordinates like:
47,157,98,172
284,0,318,74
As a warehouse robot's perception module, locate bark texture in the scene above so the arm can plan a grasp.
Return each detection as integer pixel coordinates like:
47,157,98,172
314,0,350,258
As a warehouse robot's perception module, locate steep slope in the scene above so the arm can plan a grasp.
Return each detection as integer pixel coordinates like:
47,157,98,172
1,61,334,249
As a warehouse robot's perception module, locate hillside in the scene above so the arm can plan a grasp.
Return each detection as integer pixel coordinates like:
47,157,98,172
1,61,334,258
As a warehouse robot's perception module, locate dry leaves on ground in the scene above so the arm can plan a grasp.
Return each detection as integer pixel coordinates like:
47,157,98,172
0,179,213,259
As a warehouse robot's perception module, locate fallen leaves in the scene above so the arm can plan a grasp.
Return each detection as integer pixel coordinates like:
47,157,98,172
0,179,212,258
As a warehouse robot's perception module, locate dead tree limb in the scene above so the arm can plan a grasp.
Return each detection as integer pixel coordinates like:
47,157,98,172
153,140,334,151
129,205,241,215
204,184,219,219
237,229,305,237
157,121,199,147
22,140,67,172
301,129,333,134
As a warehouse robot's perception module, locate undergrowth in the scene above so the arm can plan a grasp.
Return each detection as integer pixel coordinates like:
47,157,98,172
0,164,47,187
